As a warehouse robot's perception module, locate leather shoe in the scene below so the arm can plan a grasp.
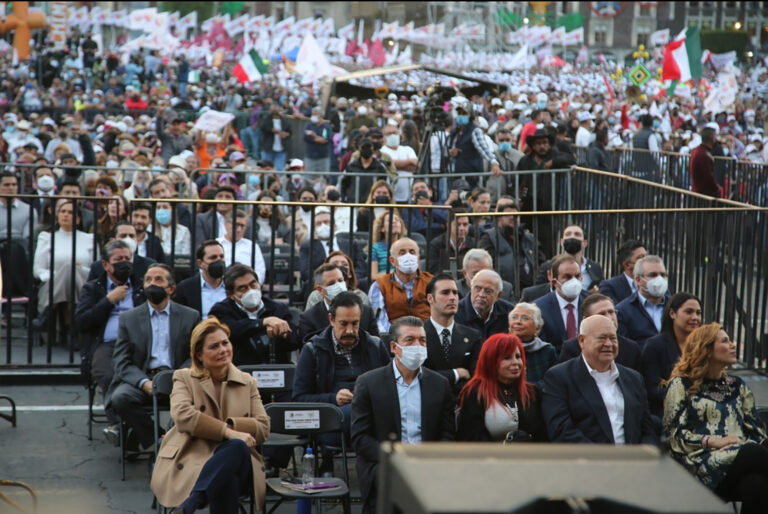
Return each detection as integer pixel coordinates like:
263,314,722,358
103,425,120,447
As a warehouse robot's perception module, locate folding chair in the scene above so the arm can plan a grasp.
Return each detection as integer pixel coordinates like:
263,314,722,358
264,403,350,514
87,379,108,440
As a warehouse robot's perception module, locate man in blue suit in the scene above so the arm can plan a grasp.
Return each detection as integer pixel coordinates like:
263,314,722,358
599,240,646,305
534,254,588,355
616,255,671,347
541,315,658,445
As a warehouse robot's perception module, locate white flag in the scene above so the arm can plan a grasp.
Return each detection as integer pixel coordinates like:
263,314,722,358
337,22,355,41
225,14,249,37
649,28,670,47
564,27,584,46
294,33,332,82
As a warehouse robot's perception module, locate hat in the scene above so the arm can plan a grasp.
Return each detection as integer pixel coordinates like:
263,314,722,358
16,120,31,132
168,155,187,170
118,141,136,153
114,121,128,133
288,158,304,169
42,117,56,127
205,133,221,144
450,178,471,191
727,114,736,122
475,117,489,130
525,128,555,148
491,98,502,106
229,151,245,162
577,111,593,123
314,206,331,216
387,93,397,101
367,128,383,138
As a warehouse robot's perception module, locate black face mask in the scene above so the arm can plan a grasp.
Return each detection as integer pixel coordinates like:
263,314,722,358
59,131,68,139
326,189,340,202
112,260,133,284
144,285,168,304
374,195,390,204
372,141,383,150
207,259,226,279
301,205,313,212
359,147,373,159
338,267,349,280
563,238,582,255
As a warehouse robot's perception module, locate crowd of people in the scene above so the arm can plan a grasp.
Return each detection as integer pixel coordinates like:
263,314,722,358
1,30,767,514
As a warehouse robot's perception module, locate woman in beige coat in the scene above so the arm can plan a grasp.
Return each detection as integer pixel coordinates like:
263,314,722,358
150,317,270,513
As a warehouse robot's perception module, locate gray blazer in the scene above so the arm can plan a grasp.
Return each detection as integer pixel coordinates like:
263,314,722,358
111,300,201,389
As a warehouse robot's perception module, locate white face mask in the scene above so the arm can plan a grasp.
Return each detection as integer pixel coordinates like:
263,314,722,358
310,115,319,124
396,253,419,274
316,223,331,240
120,236,137,255
37,175,55,192
386,134,400,148
644,276,668,298
559,277,582,300
325,280,347,300
240,288,262,310
397,344,428,371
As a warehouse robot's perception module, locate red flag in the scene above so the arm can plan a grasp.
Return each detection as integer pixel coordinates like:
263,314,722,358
601,72,614,112
367,39,386,67
662,38,685,81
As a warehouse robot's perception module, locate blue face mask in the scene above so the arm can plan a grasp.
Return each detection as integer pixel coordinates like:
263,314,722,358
456,114,469,126
653,120,661,128
156,208,172,225
607,117,616,125
498,141,512,153
248,175,260,188
4,126,14,134
537,101,547,109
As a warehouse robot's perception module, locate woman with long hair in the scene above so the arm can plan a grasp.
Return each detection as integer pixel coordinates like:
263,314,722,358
664,323,768,513
456,333,547,442
369,210,407,280
253,190,291,245
466,187,493,234
356,179,398,233
642,292,702,418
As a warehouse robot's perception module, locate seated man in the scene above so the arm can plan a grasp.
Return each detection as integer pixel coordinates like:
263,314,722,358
558,293,641,372
400,180,449,238
351,316,455,513
86,221,156,281
369,237,434,333
616,255,671,347
599,240,646,304
208,263,300,365
541,315,658,445
299,206,367,285
458,249,514,303
294,292,390,470
173,240,227,319
454,269,514,340
299,263,377,342
426,209,475,275
535,224,604,291
108,264,201,450
217,209,266,283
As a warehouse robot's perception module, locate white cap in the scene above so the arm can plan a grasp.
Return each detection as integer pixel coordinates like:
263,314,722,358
577,111,594,122
475,117,489,130
387,93,397,101
288,158,305,169
314,206,331,216
536,92,548,103
205,132,221,144
705,122,720,134
491,98,502,106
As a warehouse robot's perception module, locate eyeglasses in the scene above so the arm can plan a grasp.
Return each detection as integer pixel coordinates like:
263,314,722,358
509,314,533,322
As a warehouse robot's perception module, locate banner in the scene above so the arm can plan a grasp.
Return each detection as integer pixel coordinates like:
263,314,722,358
193,110,235,132
225,14,249,37
703,73,737,113
49,2,69,51
109,9,128,28
708,50,736,71
564,27,584,46
129,8,157,31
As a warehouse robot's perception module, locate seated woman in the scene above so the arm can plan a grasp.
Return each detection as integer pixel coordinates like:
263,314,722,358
151,317,270,514
253,190,291,246
664,323,768,513
33,198,95,340
305,250,370,310
466,187,493,235
456,333,547,442
370,211,407,280
154,200,192,259
507,302,557,385
642,292,702,418
356,179,399,233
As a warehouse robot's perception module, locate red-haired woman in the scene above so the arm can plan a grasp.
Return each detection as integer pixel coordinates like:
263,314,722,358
456,333,548,442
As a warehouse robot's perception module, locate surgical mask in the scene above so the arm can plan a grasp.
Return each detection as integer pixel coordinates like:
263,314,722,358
316,223,331,240
644,276,668,298
537,101,547,109
498,142,512,153
722,148,729,156
155,208,171,225
310,115,319,123
397,253,419,274
456,115,469,126
396,344,428,371
385,134,400,148
4,126,14,134
239,288,262,310
562,238,582,255
607,117,616,125
653,120,660,128
37,175,54,192
325,280,347,300
559,277,582,299
111,261,133,284
120,237,138,255
144,285,168,304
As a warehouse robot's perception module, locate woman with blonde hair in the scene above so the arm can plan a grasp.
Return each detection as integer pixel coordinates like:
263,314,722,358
356,179,398,232
369,210,407,279
664,323,768,513
151,316,270,513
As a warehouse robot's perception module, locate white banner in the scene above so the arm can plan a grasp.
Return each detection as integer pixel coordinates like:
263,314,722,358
649,28,670,47
193,110,236,133
49,2,69,50
708,51,737,71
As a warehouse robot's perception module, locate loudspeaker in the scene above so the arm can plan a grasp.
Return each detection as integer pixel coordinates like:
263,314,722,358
377,443,730,514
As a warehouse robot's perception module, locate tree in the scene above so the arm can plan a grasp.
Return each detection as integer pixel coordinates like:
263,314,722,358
700,29,751,59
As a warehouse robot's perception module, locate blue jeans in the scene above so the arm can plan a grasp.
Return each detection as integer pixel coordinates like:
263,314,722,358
261,150,286,171
241,126,260,159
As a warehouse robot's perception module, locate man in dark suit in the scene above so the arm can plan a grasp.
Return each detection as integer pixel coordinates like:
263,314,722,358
426,209,475,274
557,294,641,372
86,221,155,281
193,186,238,244
208,263,301,365
616,255,671,347
75,240,147,438
457,248,515,303
455,269,514,340
423,273,483,394
108,263,201,450
299,263,377,342
131,202,166,264
299,206,367,284
534,254,589,355
535,224,604,291
351,316,455,513
541,315,658,445
172,240,226,319
521,260,552,302
599,240,646,305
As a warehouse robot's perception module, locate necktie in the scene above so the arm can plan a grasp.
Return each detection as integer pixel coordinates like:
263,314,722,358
565,304,577,340
441,328,451,361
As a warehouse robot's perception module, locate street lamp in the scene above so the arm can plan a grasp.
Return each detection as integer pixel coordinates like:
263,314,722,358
734,21,742,30
523,17,529,25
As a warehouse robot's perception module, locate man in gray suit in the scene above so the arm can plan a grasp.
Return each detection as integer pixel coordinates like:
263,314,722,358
109,263,201,449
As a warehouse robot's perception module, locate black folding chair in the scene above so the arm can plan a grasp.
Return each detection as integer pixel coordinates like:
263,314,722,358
264,403,350,514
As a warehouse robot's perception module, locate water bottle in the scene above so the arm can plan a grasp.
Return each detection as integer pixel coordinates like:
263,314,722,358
301,447,315,488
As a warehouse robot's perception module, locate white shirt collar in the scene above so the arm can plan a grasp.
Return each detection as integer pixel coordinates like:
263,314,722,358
582,354,620,382
555,291,579,310
429,317,455,335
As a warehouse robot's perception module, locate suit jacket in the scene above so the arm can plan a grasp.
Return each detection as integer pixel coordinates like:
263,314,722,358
423,320,483,394
616,291,671,346
641,332,681,418
86,253,155,282
454,295,515,341
298,299,378,343
172,273,203,315
299,238,368,284
110,301,201,391
351,364,455,506
533,291,588,355
140,232,167,264
557,334,642,372
208,297,301,365
541,356,658,445
599,274,634,305
520,283,551,303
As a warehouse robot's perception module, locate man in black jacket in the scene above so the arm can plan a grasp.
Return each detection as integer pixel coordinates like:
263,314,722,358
587,128,611,172
86,221,155,281
341,137,387,202
258,104,291,171
131,202,166,264
172,240,226,319
426,209,475,275
454,269,515,340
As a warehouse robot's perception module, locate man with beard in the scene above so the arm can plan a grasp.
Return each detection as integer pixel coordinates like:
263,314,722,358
131,203,166,263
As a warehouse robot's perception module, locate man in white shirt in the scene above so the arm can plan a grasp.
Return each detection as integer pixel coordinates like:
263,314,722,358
540,315,658,444
574,111,594,147
217,209,266,283
380,120,417,203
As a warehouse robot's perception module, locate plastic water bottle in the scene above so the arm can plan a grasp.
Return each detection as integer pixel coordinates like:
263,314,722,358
301,447,315,488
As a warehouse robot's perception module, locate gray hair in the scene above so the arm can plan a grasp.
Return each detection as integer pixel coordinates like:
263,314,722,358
313,263,340,287
634,255,665,278
509,302,544,330
390,316,424,342
102,240,132,261
462,248,493,270
471,269,503,293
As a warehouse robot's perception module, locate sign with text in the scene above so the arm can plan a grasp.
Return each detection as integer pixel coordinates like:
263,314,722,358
252,370,285,389
285,410,320,430
192,110,235,132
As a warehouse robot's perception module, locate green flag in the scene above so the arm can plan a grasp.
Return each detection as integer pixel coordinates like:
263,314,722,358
218,2,244,15
496,8,523,28
553,12,583,31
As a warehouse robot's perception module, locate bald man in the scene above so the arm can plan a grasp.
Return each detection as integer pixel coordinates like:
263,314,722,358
541,315,658,445
454,269,515,340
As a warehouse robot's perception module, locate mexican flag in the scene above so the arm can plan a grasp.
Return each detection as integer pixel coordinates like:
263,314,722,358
232,49,268,83
662,26,702,83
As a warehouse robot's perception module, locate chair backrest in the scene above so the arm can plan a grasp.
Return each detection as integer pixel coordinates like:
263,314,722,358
265,402,344,436
152,369,175,397
238,364,295,395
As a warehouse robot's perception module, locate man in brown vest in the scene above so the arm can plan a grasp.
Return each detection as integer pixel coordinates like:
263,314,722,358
369,237,434,334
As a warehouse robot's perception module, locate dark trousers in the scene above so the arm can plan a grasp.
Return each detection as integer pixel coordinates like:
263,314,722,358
91,341,117,424
193,439,252,514
716,443,768,514
110,382,154,448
